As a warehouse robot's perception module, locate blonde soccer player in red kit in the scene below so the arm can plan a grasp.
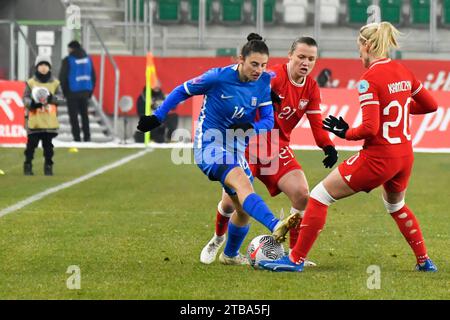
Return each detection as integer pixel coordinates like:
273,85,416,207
260,22,438,272
200,37,338,265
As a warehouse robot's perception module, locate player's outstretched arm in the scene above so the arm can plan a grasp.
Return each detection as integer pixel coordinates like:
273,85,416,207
137,85,190,132
410,87,438,115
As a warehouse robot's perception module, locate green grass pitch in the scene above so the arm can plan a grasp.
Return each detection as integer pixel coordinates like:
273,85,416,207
0,147,448,299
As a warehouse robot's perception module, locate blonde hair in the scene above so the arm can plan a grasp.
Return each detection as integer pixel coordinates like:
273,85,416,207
358,22,401,58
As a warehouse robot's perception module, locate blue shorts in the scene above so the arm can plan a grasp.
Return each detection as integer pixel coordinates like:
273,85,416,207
194,146,253,195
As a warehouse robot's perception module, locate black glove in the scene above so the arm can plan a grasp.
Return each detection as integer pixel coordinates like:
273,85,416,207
229,123,254,132
137,115,161,132
270,90,281,105
322,115,349,139
47,93,54,105
30,100,43,110
322,145,338,168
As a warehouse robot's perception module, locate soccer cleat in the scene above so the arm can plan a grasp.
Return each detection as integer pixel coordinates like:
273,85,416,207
200,235,226,264
259,255,304,272
288,249,317,267
415,259,437,272
272,212,302,243
219,252,249,265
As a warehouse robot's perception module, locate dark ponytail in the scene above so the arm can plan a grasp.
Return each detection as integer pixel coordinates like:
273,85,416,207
241,33,269,58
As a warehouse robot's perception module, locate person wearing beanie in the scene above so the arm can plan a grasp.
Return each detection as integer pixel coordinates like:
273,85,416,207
59,40,96,142
22,55,64,176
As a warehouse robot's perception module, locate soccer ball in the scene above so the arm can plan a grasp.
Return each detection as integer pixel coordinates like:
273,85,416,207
246,235,284,268
31,87,50,104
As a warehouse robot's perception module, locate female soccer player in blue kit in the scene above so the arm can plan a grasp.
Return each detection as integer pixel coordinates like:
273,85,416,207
137,33,301,264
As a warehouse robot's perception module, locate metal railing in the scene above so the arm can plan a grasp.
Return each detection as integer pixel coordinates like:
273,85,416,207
2,20,38,81
83,19,121,137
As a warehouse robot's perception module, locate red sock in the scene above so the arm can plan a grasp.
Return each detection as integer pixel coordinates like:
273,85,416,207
390,205,428,264
290,198,328,263
215,211,230,237
289,224,300,250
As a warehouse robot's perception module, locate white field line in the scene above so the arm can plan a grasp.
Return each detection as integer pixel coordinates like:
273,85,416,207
0,149,151,218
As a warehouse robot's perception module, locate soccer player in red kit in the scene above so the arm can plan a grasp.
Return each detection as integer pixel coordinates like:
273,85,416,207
260,22,439,272
200,37,338,265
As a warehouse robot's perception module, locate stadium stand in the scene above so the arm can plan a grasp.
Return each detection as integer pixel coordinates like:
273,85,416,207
190,0,214,21
251,0,277,23
157,0,181,22
320,0,340,25
444,0,450,24
380,0,402,24
347,0,372,23
221,0,245,22
411,0,430,24
282,0,308,24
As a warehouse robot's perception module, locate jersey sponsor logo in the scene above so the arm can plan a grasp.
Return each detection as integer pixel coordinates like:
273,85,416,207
251,97,257,107
299,99,309,110
387,80,412,94
232,106,245,119
221,94,233,99
358,80,370,94
359,93,374,102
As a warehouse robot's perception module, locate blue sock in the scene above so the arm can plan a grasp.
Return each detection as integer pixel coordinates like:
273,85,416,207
243,193,279,231
223,222,250,257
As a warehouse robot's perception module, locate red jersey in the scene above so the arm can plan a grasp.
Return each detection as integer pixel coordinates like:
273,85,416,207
270,63,329,146
347,58,424,157
248,63,333,164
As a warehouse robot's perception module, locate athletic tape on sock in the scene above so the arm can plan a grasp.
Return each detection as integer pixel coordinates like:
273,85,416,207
382,197,405,214
310,182,335,206
218,200,234,218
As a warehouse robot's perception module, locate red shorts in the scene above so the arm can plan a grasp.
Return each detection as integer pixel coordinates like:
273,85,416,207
249,145,303,197
338,151,414,193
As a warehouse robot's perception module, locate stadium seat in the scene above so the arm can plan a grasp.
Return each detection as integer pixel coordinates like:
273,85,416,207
444,0,450,24
157,0,181,21
190,0,213,21
380,0,402,24
320,0,340,25
348,0,371,24
221,0,245,22
216,47,238,56
282,0,308,24
252,0,276,23
411,0,430,24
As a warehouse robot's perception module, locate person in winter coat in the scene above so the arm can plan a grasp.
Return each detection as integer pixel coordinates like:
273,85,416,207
23,55,64,176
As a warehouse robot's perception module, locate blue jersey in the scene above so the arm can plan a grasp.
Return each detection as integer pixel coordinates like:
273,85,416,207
154,64,273,152
153,64,274,194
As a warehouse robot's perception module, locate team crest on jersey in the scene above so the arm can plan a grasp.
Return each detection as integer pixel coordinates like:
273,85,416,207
299,99,309,110
358,80,370,93
251,97,257,107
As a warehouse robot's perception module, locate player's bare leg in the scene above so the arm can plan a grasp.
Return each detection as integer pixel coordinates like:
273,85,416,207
200,191,235,264
382,189,437,272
